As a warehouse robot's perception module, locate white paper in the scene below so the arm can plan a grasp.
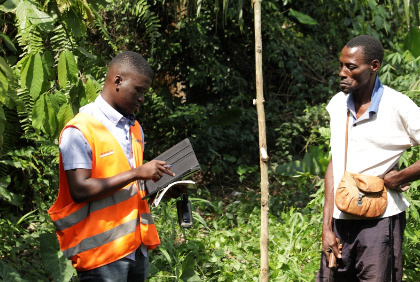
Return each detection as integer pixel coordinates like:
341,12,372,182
151,180,196,207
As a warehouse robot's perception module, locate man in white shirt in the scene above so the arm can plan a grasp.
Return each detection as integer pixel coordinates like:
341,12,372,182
316,35,420,281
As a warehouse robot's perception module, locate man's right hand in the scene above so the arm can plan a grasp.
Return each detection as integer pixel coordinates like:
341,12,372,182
322,229,342,265
321,160,341,266
136,160,175,182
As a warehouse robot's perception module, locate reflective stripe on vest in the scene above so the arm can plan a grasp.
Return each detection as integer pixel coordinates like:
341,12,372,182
48,113,160,271
61,213,154,259
63,217,139,259
53,185,138,231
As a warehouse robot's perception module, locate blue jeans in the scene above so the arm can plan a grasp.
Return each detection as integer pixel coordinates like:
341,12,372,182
77,249,149,282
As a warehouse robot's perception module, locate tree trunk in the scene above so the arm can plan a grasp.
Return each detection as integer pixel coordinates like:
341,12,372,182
253,0,269,281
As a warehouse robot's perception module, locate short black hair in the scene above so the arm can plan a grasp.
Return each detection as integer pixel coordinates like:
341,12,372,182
109,51,153,79
346,35,384,64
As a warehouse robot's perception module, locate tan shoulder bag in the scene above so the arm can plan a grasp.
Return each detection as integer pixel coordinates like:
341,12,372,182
334,111,387,218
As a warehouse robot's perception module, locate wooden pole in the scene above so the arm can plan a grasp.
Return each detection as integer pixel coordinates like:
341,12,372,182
253,0,269,281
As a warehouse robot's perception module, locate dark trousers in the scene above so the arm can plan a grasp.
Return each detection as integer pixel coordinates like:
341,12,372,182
316,212,406,282
78,248,149,282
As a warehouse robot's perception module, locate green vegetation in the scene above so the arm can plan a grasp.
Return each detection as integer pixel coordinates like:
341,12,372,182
0,0,419,280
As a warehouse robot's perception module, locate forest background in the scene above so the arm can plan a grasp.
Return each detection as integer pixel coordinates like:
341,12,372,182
0,0,420,281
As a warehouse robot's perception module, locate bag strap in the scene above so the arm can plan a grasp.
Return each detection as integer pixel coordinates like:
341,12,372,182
344,110,350,171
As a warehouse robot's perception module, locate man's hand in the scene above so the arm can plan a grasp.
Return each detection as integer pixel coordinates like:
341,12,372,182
135,160,175,182
384,165,410,192
66,160,175,203
321,160,341,267
322,230,342,266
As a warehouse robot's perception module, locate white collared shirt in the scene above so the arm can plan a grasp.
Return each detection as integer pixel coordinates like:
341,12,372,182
60,95,144,170
328,85,420,219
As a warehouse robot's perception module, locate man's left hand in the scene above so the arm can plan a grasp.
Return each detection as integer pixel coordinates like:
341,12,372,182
384,166,410,192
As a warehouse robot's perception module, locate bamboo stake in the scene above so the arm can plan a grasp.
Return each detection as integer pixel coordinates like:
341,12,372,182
253,0,269,281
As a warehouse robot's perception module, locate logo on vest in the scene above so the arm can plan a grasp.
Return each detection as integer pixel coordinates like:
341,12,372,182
100,150,114,158
135,139,142,143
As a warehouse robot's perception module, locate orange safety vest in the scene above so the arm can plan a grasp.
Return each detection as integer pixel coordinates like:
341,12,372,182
48,113,160,271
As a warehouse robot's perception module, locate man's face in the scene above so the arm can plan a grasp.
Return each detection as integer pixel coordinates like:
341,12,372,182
339,46,372,94
113,72,151,115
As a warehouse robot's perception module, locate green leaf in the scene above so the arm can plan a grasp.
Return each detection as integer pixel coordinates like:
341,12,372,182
0,104,5,137
192,210,210,230
42,51,55,80
159,246,173,268
0,56,13,79
289,9,317,25
410,204,419,220
48,92,61,113
20,53,44,100
76,46,97,59
318,127,331,140
39,233,75,282
67,8,86,38
0,32,17,52
222,154,236,163
404,27,420,58
31,53,44,100
0,70,8,100
27,6,54,32
85,77,97,102
0,57,14,99
65,51,78,83
15,1,32,35
0,260,25,282
276,160,302,176
57,52,68,88
0,175,23,206
180,252,201,281
0,0,19,12
32,93,58,137
89,7,118,52
54,91,68,105
302,147,322,176
58,51,78,88
69,81,84,110
57,103,74,132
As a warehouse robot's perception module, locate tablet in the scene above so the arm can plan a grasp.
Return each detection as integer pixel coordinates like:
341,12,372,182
142,138,201,199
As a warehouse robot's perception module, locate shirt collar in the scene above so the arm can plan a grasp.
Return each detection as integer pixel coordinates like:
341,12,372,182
124,113,136,126
347,76,384,119
94,94,124,125
367,76,383,113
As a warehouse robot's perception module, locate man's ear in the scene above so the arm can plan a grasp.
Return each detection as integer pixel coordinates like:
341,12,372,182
114,75,122,86
371,59,380,73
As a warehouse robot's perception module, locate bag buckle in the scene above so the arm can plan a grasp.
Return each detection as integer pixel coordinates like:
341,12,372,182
357,192,365,206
